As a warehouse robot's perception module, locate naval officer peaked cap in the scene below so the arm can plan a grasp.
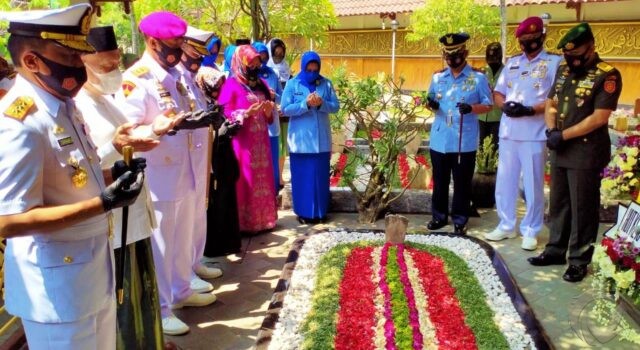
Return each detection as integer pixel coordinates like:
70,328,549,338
0,3,95,53
184,26,215,56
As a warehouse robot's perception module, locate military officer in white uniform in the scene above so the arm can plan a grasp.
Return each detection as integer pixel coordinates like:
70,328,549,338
485,17,562,250
75,25,167,348
178,26,224,294
114,11,216,336
0,4,144,349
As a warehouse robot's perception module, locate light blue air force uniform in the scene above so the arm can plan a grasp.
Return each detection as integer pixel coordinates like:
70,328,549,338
0,77,114,323
428,64,493,153
281,76,340,153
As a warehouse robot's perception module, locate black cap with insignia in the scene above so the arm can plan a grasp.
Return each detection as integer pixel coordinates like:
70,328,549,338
1,4,95,53
439,32,470,53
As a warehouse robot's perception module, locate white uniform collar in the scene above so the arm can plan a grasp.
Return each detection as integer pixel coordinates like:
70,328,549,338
13,74,64,118
140,51,180,83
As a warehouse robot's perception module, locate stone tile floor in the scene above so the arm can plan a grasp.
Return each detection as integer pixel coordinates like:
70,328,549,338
168,205,640,350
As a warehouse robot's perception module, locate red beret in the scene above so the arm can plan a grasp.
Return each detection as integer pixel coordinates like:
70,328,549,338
139,11,187,39
515,17,543,38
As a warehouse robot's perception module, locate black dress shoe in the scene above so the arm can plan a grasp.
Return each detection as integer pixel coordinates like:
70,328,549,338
453,224,467,235
527,253,566,266
427,219,447,230
563,264,588,282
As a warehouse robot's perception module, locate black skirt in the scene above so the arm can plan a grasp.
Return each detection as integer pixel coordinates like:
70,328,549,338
204,135,242,257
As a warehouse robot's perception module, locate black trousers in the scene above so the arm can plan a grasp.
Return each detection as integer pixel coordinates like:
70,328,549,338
430,150,476,225
543,165,602,265
478,120,500,149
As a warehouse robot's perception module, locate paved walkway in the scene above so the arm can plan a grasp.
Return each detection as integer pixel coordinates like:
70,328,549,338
168,206,638,350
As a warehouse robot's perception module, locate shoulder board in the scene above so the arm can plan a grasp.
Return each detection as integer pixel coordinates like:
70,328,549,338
434,68,446,74
509,53,521,59
597,62,614,72
547,52,561,56
131,66,150,77
3,96,36,122
7,71,17,79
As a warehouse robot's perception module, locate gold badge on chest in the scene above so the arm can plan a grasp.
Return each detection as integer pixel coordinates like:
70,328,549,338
68,156,88,188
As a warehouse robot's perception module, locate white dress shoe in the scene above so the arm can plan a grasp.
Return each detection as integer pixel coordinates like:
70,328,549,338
190,277,214,293
194,264,223,279
484,227,517,241
521,237,538,251
171,292,217,310
162,315,190,335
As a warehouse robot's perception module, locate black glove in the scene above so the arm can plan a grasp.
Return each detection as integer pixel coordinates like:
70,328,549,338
168,106,223,135
456,102,472,115
111,157,146,181
503,101,535,117
100,171,145,211
426,97,440,111
217,120,241,137
546,128,564,150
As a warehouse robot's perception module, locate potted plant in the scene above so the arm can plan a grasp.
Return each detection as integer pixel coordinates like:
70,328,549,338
332,70,427,223
471,135,498,208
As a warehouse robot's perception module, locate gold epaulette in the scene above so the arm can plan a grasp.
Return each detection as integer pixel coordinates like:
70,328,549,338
131,66,150,77
435,68,447,74
597,62,614,72
3,96,36,122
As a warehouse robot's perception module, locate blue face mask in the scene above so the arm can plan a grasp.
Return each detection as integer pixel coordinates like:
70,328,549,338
301,69,319,84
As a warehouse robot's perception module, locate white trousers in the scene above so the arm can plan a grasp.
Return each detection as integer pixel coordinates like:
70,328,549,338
191,131,210,275
151,190,197,318
22,300,116,350
495,139,546,237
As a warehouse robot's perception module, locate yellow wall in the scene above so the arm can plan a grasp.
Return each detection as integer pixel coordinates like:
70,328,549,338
321,56,638,105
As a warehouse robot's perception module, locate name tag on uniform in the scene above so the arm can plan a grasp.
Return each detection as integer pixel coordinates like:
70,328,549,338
510,65,519,70
578,80,595,89
57,136,74,147
520,71,529,77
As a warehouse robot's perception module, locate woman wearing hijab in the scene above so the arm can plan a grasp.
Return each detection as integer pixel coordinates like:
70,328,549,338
222,44,237,76
281,51,340,223
201,36,222,69
253,41,283,193
218,45,278,233
194,67,243,256
267,39,292,188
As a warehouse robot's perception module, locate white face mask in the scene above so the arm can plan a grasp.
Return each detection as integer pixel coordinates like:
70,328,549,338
87,65,123,95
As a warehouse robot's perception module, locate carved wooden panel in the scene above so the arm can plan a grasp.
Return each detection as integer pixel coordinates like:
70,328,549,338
313,22,640,59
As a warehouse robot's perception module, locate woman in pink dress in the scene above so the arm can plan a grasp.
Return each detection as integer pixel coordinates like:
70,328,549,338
218,45,278,233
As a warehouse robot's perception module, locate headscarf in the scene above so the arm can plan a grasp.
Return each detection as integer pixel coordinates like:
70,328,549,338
251,41,269,68
267,38,291,83
223,44,237,75
195,66,226,103
202,36,222,68
231,45,261,86
297,51,322,92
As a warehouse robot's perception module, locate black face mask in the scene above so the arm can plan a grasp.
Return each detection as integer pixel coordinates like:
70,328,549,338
445,51,465,69
246,67,260,82
564,51,590,75
519,37,543,54
155,40,183,68
181,53,203,73
488,62,502,74
32,51,86,98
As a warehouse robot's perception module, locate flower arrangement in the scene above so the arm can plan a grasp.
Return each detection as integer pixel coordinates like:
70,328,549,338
268,232,540,350
398,154,432,190
590,226,640,345
601,135,640,201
